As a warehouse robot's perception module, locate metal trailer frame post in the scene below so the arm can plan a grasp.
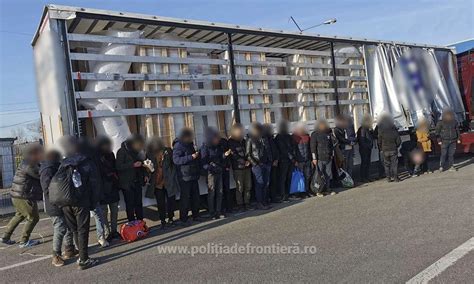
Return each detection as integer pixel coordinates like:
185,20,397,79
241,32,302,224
330,41,340,116
58,19,80,137
227,33,241,124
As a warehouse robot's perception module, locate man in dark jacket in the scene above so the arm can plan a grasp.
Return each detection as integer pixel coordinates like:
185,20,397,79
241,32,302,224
201,128,230,219
377,116,402,182
57,135,99,270
357,115,375,182
173,128,202,224
116,134,146,222
228,123,252,210
263,123,279,204
435,109,461,172
219,136,234,214
274,120,295,201
1,144,43,248
310,120,335,196
40,149,77,267
96,136,121,240
334,115,356,177
292,123,312,196
246,122,272,210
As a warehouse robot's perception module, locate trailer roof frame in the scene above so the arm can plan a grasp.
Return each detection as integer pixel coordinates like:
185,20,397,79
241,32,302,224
32,4,454,52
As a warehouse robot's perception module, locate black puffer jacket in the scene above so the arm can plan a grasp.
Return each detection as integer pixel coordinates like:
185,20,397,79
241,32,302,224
310,130,334,162
10,160,42,201
39,160,61,216
246,136,272,166
377,125,401,152
116,140,146,190
293,133,311,162
172,139,200,182
275,133,295,161
228,137,249,170
98,152,120,205
435,120,460,143
200,141,225,175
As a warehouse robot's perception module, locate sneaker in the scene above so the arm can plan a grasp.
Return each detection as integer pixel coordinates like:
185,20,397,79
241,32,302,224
448,167,457,172
330,191,337,196
439,167,444,172
19,239,40,248
78,258,99,270
316,193,324,197
98,237,109,248
63,248,79,260
1,238,15,245
52,255,65,267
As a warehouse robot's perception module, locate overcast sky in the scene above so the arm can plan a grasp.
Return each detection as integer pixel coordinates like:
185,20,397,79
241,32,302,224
0,0,472,138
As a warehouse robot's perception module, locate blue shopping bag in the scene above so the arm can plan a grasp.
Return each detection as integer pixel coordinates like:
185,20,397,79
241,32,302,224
290,169,306,194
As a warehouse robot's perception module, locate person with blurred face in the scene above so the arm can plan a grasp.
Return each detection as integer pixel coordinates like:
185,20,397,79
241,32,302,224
228,124,252,210
310,120,335,196
40,149,78,267
292,123,312,196
2,144,44,248
96,136,121,240
173,128,202,225
377,115,401,182
246,122,272,210
146,136,179,230
435,109,461,172
357,115,375,182
262,123,279,205
415,118,432,174
117,134,146,221
275,120,295,201
201,127,229,219
334,115,356,177
57,135,100,270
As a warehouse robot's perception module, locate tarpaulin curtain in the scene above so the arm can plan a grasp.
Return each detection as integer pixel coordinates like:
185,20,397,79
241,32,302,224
363,44,465,129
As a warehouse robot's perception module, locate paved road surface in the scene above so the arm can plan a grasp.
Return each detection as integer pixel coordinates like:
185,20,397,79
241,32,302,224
1,158,473,283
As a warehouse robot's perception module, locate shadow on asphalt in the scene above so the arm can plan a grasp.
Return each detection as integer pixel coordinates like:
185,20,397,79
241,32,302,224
90,198,305,264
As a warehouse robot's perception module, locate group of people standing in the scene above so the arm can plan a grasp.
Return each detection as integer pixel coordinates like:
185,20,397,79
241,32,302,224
0,109,462,270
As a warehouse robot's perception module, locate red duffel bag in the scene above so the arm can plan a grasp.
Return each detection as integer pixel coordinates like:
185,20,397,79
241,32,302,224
120,220,149,242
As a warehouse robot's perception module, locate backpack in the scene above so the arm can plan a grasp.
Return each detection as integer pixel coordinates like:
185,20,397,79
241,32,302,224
48,165,82,207
120,220,149,242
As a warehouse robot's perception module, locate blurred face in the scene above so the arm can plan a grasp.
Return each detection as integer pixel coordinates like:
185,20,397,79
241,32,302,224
250,125,261,138
183,133,194,143
318,122,328,132
29,148,44,164
131,141,144,152
212,135,220,145
294,126,305,136
232,127,243,140
444,112,453,121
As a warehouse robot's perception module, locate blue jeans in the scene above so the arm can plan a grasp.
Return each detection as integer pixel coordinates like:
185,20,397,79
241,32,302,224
252,164,271,203
91,205,108,240
51,215,74,256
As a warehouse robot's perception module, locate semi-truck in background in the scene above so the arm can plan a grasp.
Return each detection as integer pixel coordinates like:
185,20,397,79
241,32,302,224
32,5,473,162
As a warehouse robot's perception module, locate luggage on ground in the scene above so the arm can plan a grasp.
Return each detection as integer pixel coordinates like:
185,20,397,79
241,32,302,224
120,220,149,242
290,169,306,194
338,168,354,188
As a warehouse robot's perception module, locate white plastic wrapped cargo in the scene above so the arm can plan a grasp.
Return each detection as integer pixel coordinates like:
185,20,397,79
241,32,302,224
80,30,140,152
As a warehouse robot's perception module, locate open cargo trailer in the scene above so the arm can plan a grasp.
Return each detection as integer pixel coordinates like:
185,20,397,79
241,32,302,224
31,5,467,196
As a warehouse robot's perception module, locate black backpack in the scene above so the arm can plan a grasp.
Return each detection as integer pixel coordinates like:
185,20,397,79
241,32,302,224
48,164,81,207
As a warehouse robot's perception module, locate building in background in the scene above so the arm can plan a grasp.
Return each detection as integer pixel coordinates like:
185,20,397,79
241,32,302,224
0,138,16,189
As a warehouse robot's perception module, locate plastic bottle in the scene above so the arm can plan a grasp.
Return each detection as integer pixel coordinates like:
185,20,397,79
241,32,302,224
72,169,82,188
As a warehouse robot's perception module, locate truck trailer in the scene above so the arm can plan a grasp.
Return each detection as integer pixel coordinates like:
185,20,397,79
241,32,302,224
32,5,466,154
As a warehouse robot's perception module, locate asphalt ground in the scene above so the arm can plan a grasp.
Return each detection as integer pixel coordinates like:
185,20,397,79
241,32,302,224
1,157,473,283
